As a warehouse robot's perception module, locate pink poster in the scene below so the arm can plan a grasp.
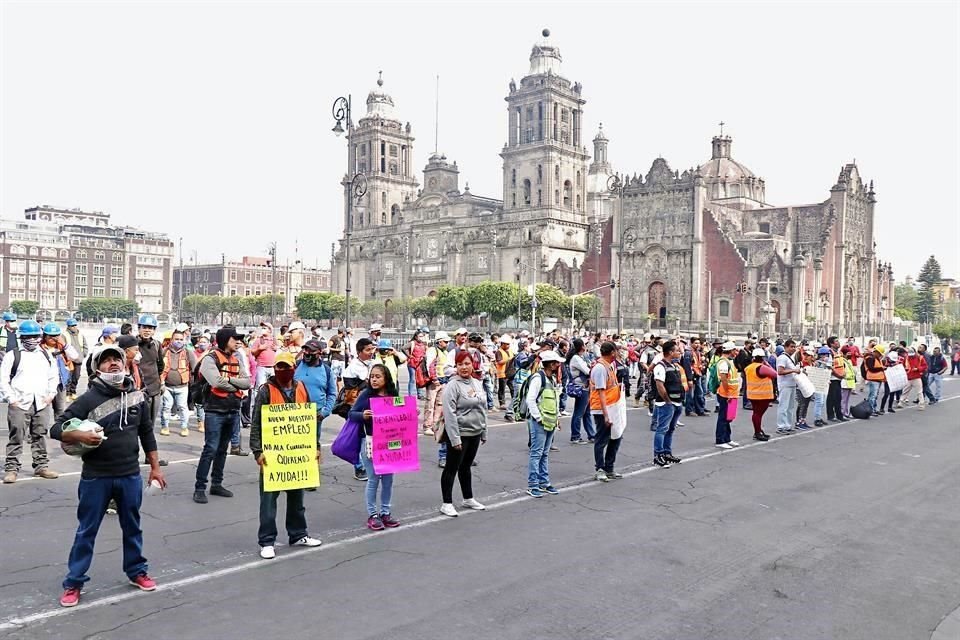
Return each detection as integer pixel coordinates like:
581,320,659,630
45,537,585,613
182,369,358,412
370,395,420,475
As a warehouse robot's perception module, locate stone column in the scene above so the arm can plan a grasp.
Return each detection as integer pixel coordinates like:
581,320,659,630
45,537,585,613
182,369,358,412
791,254,805,326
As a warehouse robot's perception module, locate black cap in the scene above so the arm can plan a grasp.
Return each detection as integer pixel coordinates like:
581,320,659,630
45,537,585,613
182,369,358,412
117,335,138,350
304,339,323,352
216,325,244,350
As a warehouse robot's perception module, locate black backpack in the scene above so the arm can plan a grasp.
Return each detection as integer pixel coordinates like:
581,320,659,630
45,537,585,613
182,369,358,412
189,353,212,405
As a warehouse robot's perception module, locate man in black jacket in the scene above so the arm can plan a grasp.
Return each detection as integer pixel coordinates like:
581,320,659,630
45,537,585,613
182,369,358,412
51,345,166,608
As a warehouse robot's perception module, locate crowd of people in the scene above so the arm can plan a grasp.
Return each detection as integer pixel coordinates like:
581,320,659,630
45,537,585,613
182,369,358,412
0,311,955,608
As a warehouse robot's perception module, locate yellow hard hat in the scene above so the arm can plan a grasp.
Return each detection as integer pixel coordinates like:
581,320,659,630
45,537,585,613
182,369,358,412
874,344,886,355
162,330,173,340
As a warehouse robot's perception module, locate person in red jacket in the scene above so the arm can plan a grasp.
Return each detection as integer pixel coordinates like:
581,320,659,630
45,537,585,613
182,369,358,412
900,347,928,410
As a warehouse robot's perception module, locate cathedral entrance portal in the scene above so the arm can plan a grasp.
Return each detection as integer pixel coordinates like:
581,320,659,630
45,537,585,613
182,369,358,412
648,281,666,329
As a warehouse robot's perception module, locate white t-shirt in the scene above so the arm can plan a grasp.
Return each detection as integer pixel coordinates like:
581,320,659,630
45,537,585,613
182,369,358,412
776,353,798,388
344,357,372,381
589,361,613,415
716,359,732,375
652,361,682,406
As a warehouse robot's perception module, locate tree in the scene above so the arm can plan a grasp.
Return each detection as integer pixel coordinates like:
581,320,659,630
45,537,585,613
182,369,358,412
570,294,601,328
296,292,338,321
915,255,943,323
467,281,521,324
894,283,917,320
409,296,438,325
933,320,960,341
77,298,139,322
434,285,470,322
10,300,40,317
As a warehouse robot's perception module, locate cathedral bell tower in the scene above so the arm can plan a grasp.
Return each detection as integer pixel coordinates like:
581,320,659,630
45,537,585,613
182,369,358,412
343,72,419,230
500,29,589,220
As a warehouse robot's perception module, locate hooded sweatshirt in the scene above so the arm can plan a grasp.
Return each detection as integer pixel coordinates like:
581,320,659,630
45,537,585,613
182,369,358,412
51,377,156,479
441,375,488,447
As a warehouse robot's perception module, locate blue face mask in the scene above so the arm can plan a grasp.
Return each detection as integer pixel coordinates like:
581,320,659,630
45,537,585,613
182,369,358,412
171,340,185,350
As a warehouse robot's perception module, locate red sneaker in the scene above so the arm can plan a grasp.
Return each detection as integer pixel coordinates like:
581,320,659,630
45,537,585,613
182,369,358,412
129,573,157,591
59,587,81,607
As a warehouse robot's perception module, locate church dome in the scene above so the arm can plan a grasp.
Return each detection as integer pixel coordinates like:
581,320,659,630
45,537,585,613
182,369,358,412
697,136,756,182
528,28,562,76
365,72,397,120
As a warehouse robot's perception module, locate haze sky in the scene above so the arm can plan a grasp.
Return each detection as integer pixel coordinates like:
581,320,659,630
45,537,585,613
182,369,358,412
2,1,957,281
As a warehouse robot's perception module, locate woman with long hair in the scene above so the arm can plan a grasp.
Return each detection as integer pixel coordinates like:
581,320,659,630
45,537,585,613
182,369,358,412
566,338,595,444
438,351,488,517
349,364,401,531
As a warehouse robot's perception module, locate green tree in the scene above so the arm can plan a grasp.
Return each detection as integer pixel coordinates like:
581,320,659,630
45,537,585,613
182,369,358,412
933,320,960,341
434,285,470,322
296,292,337,321
894,283,917,320
467,281,521,324
77,298,139,322
917,255,942,286
570,294,601,328
915,285,937,323
10,300,40,317
409,296,438,324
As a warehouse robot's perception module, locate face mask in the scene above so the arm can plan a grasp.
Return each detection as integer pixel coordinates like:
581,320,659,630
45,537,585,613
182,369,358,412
274,368,295,386
196,343,208,352
304,353,319,365
171,340,185,350
20,337,41,352
100,371,126,387
134,352,143,363
671,357,681,363
418,336,428,344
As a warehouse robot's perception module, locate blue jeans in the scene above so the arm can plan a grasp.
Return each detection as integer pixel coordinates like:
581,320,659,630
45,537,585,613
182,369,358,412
257,475,307,546
928,373,942,401
161,385,189,428
653,403,681,455
777,386,797,430
195,411,238,491
866,381,881,412
685,378,706,414
715,395,733,444
65,474,146,589
483,375,494,410
813,392,826,420
407,365,418,398
592,415,622,473
360,440,394,516
569,390,595,441
527,419,556,488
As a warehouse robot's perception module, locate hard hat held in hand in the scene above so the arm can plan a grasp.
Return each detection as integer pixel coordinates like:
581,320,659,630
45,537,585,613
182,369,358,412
60,418,107,456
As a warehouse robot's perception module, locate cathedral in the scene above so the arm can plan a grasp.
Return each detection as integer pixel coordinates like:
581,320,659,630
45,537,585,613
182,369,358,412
332,30,895,337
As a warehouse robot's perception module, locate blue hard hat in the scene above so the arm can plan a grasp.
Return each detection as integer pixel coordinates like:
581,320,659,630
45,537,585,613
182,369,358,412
377,338,392,350
66,317,78,327
817,346,832,356
42,322,62,336
138,314,158,328
17,320,42,337
2,312,15,322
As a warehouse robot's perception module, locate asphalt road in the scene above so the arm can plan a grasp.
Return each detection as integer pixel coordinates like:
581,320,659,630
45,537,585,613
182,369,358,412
1,379,958,640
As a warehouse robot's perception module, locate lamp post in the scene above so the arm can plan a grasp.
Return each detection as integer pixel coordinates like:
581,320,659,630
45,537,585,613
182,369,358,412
332,93,367,334
608,174,636,336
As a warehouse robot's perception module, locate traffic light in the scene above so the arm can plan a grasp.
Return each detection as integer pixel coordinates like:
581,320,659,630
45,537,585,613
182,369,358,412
609,279,616,289
736,281,749,293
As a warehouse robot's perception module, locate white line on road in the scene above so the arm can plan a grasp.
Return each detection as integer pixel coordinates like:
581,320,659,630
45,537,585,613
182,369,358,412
0,393,955,631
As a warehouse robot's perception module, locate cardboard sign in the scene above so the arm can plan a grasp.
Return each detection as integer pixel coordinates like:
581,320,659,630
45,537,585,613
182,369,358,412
371,395,420,475
804,367,833,395
885,364,908,393
261,402,320,492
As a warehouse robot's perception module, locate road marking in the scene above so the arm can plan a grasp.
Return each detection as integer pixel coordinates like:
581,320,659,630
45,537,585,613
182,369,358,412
0,392,955,630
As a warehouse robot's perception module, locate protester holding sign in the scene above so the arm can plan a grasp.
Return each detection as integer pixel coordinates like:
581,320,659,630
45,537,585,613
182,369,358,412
350,364,402,531
249,352,322,560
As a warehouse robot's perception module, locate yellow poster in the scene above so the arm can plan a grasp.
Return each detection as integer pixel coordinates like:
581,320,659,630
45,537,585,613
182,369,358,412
261,402,320,492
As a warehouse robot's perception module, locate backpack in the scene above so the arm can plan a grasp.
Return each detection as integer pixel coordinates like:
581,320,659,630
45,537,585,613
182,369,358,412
511,370,558,429
504,352,517,380
189,353,213,405
707,359,721,394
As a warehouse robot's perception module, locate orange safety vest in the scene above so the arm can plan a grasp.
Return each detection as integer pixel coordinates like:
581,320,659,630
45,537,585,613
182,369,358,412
865,355,886,382
495,348,512,379
718,357,741,399
267,380,310,405
162,349,190,385
589,360,622,411
744,362,774,400
207,350,243,399
679,365,689,392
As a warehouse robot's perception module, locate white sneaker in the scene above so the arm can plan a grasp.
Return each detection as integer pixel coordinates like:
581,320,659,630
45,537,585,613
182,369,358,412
259,545,276,559
676,421,685,427
595,470,610,482
559,410,572,417
462,498,486,511
440,503,458,517
729,441,741,447
292,536,322,547
716,443,733,449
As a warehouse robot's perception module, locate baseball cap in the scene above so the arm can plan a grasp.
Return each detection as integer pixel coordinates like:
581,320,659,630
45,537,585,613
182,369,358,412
288,321,306,332
499,335,512,344
751,348,766,358
117,335,138,350
455,327,468,336
101,325,120,338
377,338,393,350
303,339,323,352
434,331,451,341
721,341,737,351
274,352,296,368
369,323,383,332
94,345,125,366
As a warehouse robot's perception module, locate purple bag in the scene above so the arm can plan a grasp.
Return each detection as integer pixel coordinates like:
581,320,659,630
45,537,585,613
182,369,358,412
331,417,362,465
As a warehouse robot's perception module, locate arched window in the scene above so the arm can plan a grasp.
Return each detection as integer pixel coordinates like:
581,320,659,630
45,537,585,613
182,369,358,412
41,247,55,258
576,194,581,210
563,180,572,207
719,300,731,317
76,249,87,259
576,171,581,187
555,165,560,181
537,165,542,184
381,212,386,225
511,169,516,187
522,179,531,205
391,204,400,222
28,246,38,256
555,190,560,205
94,251,105,261
59,249,68,259
537,190,542,206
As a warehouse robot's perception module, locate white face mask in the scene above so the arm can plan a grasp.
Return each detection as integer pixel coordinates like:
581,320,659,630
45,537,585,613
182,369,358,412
100,371,126,387
133,352,143,363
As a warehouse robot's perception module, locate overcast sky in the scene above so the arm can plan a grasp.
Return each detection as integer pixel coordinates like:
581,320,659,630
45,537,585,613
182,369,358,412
2,1,957,280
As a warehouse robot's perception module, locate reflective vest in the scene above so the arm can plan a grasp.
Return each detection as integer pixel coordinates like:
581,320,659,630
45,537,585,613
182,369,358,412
162,349,190,386
427,346,449,381
267,380,309,405
679,365,689,392
207,350,243,399
589,360,621,411
718,357,741,399
495,348,513,379
744,362,774,400
865,354,886,382
654,361,684,403
0,326,16,352
840,358,857,389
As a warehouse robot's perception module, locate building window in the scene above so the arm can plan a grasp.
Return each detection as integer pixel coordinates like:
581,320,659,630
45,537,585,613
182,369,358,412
75,286,87,298
111,277,123,286
75,264,87,275
555,190,560,205
254,288,261,296
59,249,68,259
759,222,771,234
561,109,569,123
28,247,38,257
719,300,731,318
229,288,237,296
537,165,542,184
522,179,531,205
511,169,516,187
60,264,69,276
254,271,262,283
112,252,123,262
576,171,581,187
537,190,542,206
94,251,105,261
245,271,251,282
389,144,398,157
10,260,26,274
41,247,55,258
93,276,106,286
266,273,272,284
93,264,105,275
111,265,123,276
10,245,25,256
244,287,251,296
77,249,87,259
111,288,123,297
305,276,312,286
555,165,560,181
563,180,572,207
512,193,516,207
92,287,105,297
229,270,237,281
576,194,581,210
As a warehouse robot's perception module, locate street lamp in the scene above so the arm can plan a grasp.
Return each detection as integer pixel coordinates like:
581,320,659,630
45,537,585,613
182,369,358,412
608,174,638,336
332,92,367,333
